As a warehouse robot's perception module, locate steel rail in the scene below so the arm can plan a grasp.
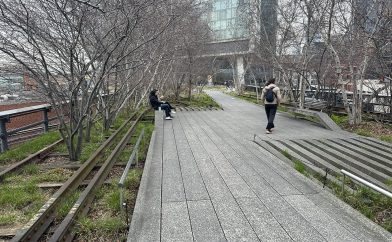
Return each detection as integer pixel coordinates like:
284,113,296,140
49,111,145,242
341,169,392,198
0,139,63,181
11,111,141,242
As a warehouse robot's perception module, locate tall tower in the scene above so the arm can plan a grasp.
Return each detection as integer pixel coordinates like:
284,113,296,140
203,0,277,85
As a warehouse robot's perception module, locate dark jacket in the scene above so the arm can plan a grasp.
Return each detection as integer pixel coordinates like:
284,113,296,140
149,94,162,110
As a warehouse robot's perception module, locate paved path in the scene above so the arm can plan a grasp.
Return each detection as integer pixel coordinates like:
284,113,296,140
128,91,392,242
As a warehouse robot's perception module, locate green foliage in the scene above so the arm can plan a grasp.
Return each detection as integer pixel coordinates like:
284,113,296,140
0,211,19,226
53,143,68,153
339,186,392,232
76,216,127,237
31,168,73,183
21,164,40,175
0,131,61,164
380,135,392,143
178,93,221,109
79,142,101,163
294,159,306,174
227,92,258,104
125,168,143,190
281,150,293,160
57,191,81,218
277,105,288,112
386,179,392,188
103,189,121,213
356,129,372,137
331,114,349,125
0,181,44,209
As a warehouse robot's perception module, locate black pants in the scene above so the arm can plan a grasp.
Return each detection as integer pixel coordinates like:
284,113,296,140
265,104,277,130
159,101,175,117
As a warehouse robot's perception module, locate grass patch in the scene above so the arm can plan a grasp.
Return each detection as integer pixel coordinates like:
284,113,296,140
21,163,40,175
339,186,392,232
386,179,392,188
281,150,293,160
227,92,290,112
356,129,372,137
380,135,392,143
337,119,391,144
76,169,143,240
174,93,221,109
32,168,74,183
277,105,288,112
76,216,127,240
331,114,349,125
309,164,392,233
57,190,81,218
0,210,21,226
0,131,61,164
294,159,306,174
0,181,45,209
79,142,102,163
227,92,259,104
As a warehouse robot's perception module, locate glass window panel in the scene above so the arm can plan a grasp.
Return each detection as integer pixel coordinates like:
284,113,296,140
211,12,217,21
217,10,226,20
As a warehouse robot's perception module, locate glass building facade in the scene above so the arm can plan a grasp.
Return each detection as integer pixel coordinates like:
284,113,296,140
209,0,250,41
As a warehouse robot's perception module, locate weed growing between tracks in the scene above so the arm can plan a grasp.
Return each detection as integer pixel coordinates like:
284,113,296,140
0,111,138,231
74,121,153,241
0,164,72,227
282,149,392,233
0,180,50,226
0,131,61,165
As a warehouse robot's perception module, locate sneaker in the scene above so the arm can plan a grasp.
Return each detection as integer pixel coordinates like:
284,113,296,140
171,111,176,114
266,129,272,134
165,117,172,120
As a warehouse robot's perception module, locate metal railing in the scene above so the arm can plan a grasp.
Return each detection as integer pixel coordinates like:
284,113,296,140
341,169,392,199
0,104,52,152
118,128,145,224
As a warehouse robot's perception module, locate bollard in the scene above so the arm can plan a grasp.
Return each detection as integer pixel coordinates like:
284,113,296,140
0,118,8,152
43,108,50,132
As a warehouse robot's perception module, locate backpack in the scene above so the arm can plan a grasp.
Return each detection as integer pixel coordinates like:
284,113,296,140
265,88,275,102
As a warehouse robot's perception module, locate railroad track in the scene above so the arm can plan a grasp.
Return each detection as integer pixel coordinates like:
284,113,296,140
8,123,60,147
7,110,147,242
0,138,63,181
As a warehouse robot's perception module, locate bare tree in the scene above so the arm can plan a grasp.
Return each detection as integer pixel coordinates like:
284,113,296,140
0,0,200,160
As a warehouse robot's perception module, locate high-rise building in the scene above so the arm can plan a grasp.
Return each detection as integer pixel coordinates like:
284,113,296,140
201,0,277,85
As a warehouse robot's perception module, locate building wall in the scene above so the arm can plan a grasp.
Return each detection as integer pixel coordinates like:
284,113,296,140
209,0,250,41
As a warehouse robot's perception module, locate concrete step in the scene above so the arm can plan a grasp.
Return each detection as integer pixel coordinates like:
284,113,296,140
353,137,392,154
302,139,391,183
329,139,392,169
343,139,392,161
320,139,392,178
360,137,392,149
278,140,340,175
254,140,342,186
293,140,390,191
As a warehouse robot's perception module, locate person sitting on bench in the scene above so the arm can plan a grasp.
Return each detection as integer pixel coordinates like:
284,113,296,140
149,89,175,120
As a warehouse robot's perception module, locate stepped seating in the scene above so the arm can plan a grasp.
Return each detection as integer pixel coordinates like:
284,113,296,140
257,137,392,192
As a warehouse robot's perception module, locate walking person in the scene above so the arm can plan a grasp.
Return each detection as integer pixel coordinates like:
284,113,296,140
260,78,282,134
149,89,175,120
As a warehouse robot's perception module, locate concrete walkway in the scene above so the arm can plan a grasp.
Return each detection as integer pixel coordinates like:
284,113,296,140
128,91,392,242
